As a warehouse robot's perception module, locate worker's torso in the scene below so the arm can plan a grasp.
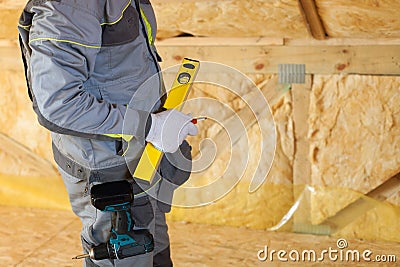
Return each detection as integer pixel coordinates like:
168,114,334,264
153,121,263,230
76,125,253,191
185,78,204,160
21,0,163,169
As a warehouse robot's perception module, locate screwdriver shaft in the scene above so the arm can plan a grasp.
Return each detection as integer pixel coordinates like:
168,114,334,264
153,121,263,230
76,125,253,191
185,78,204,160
72,254,90,259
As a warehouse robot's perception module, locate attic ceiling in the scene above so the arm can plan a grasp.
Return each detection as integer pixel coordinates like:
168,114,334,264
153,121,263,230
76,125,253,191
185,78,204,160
0,0,399,40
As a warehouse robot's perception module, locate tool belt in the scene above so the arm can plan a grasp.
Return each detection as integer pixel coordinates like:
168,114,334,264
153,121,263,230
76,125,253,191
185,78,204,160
52,140,192,213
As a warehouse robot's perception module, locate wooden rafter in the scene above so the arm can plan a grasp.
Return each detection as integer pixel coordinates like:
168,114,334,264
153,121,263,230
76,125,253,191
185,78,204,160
322,172,400,233
298,0,327,40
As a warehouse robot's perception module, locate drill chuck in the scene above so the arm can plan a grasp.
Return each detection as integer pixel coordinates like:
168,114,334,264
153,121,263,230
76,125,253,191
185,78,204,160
89,243,115,260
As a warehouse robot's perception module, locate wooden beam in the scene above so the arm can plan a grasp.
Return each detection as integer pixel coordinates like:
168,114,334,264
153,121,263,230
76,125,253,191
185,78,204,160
2,38,400,75
285,37,400,46
298,0,327,40
157,37,284,46
156,39,400,75
322,172,400,233
292,75,312,226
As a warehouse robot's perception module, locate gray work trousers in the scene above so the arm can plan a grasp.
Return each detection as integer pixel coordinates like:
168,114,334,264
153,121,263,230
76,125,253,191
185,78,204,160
58,166,172,267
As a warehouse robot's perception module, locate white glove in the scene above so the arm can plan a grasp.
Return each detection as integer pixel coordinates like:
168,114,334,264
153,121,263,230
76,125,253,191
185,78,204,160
145,109,198,153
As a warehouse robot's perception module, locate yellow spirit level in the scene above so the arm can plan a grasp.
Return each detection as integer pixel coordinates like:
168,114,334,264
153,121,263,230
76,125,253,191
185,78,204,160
133,58,200,183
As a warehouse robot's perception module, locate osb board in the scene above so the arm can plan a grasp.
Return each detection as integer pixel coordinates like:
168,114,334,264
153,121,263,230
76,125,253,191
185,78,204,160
151,0,310,39
0,70,53,162
1,0,308,40
168,76,295,229
2,206,399,266
0,134,56,177
3,0,400,40
309,75,400,222
316,0,400,38
0,9,19,40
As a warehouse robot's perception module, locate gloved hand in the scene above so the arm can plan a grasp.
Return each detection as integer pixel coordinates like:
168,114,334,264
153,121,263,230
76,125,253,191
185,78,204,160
145,109,198,153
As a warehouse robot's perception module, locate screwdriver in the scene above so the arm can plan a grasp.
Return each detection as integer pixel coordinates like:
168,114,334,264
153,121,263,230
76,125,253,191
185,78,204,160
191,117,207,124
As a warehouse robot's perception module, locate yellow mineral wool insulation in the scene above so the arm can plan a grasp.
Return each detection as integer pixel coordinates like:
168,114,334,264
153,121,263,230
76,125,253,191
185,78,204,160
0,70,53,162
168,90,294,229
153,0,309,39
388,192,400,207
309,75,400,221
315,0,400,38
0,174,70,210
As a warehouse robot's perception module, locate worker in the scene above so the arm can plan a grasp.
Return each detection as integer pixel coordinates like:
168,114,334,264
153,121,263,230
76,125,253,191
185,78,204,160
17,0,198,266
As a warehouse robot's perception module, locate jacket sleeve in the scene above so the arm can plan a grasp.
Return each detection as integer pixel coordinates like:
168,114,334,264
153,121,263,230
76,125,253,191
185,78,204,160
27,2,149,142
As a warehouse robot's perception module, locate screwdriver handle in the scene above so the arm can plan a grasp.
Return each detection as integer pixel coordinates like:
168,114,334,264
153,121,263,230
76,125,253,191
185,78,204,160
191,117,207,124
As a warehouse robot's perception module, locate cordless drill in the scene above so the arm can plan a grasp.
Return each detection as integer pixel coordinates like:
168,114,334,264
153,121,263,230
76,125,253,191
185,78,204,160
73,180,154,260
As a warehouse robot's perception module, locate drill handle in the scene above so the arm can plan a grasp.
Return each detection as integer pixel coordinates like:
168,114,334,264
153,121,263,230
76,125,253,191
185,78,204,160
113,210,131,234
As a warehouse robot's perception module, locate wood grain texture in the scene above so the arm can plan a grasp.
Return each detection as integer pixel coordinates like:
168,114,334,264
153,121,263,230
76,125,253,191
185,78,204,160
298,0,327,39
292,76,312,227
157,42,400,75
2,0,400,39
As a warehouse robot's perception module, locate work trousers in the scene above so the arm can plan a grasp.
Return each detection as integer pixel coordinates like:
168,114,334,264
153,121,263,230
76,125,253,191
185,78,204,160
58,166,173,267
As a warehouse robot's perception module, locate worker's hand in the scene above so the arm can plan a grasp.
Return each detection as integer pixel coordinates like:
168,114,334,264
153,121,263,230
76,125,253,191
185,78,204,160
145,109,198,153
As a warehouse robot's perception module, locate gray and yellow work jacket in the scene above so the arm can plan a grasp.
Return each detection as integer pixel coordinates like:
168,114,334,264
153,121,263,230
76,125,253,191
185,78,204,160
18,0,164,175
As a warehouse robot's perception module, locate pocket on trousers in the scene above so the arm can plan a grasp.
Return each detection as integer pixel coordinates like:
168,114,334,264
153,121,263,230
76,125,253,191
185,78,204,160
132,195,154,228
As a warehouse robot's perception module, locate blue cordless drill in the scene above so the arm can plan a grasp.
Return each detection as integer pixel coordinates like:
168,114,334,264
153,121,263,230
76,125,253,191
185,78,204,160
73,180,154,260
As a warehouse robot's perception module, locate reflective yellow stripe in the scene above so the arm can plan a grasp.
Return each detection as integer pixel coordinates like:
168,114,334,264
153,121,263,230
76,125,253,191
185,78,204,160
18,24,31,29
103,134,134,142
101,0,132,26
29,37,101,49
140,8,154,45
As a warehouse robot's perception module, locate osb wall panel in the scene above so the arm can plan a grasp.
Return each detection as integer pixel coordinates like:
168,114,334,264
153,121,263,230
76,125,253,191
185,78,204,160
0,134,56,176
4,0,400,39
316,0,400,38
0,70,53,162
309,75,400,222
0,9,20,40
153,0,309,39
